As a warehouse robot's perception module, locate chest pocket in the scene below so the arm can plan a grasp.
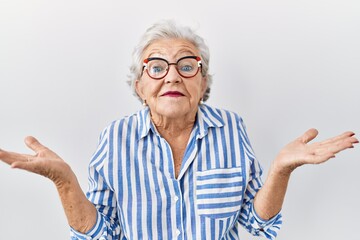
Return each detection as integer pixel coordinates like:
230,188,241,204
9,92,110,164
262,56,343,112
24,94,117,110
196,167,244,219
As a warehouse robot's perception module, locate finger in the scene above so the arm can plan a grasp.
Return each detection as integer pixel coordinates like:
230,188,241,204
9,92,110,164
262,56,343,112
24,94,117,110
0,149,33,165
314,143,352,157
330,138,357,153
304,152,335,165
11,158,45,176
298,128,319,144
11,158,35,170
335,136,359,148
319,135,358,151
320,131,356,145
11,157,55,180
25,136,47,154
312,136,357,157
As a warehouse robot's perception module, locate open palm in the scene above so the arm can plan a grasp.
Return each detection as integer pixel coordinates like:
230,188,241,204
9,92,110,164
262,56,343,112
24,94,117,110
274,128,358,174
0,136,73,186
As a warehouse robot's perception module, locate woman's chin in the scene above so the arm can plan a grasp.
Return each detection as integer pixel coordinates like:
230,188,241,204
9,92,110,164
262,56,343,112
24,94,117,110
152,104,194,120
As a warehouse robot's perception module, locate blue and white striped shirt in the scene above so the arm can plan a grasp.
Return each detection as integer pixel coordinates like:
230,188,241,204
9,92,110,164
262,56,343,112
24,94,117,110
71,104,282,239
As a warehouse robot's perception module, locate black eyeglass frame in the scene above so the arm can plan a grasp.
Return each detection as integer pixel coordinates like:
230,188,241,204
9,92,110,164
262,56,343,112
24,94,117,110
141,56,202,80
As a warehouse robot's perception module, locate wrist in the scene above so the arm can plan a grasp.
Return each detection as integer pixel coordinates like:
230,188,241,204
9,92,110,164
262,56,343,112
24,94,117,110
270,160,297,177
53,164,78,192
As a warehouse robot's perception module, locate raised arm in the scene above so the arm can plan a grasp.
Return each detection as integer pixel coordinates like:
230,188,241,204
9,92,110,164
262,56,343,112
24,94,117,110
0,136,97,233
254,129,358,220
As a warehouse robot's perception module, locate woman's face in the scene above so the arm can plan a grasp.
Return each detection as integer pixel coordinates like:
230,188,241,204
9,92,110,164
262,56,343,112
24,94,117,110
135,38,207,121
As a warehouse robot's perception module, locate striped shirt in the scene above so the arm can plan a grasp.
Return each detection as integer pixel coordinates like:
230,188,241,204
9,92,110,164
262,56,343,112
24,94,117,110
70,104,282,239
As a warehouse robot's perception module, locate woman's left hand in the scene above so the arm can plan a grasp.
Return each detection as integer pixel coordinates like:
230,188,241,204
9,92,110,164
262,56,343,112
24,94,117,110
273,128,358,175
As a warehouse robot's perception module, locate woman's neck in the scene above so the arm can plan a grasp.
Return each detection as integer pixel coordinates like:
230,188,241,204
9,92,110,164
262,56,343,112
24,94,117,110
151,112,196,139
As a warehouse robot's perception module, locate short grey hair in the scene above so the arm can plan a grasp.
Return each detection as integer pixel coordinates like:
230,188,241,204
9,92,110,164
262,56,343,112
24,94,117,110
127,20,212,102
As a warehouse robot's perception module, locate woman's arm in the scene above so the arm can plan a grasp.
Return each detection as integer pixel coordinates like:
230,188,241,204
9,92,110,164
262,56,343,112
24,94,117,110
0,136,97,233
254,129,358,220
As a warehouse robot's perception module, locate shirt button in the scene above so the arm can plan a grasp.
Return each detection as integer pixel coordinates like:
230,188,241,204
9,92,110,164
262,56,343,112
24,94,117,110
174,196,179,202
176,229,181,236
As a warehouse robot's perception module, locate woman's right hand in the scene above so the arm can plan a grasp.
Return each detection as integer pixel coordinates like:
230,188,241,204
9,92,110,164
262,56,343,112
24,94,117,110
0,136,74,188
0,136,98,233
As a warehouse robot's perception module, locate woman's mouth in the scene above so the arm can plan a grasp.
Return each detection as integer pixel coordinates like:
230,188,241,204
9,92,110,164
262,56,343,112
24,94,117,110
161,91,184,97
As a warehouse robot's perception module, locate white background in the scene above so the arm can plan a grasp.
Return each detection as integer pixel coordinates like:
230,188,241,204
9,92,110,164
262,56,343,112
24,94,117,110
0,0,359,239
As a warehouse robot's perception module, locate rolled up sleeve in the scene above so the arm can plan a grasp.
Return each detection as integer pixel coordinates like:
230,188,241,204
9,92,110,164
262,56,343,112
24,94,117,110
70,211,105,239
237,118,282,239
237,158,282,239
70,126,122,239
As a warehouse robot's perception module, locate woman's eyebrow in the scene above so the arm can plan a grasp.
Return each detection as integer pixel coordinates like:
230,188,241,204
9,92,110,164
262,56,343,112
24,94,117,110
146,48,197,60
147,49,166,58
170,50,198,60
175,48,196,56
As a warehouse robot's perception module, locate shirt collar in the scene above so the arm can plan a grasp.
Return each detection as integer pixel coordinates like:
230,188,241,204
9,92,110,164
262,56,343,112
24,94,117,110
137,104,224,140
137,107,152,140
195,104,224,139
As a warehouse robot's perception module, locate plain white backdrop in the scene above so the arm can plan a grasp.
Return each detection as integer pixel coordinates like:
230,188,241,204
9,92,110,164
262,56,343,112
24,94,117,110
0,0,359,239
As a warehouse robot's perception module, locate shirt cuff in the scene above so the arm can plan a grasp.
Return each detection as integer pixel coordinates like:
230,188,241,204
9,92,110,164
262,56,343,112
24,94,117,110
250,203,282,239
252,204,281,226
70,211,105,239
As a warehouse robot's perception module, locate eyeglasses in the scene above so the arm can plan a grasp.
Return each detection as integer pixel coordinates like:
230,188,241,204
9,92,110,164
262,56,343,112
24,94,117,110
142,56,202,80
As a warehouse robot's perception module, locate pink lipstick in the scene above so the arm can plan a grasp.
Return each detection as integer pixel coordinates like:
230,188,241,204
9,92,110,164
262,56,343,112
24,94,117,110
161,91,184,97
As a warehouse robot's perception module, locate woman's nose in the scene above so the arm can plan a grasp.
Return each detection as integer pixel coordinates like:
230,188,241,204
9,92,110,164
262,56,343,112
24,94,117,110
165,65,182,83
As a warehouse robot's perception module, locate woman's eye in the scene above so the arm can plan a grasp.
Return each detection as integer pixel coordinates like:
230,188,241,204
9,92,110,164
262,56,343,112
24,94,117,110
151,66,164,73
180,65,193,72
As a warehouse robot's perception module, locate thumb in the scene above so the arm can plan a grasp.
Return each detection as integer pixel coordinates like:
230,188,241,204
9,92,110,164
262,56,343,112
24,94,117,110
299,128,319,144
25,136,47,153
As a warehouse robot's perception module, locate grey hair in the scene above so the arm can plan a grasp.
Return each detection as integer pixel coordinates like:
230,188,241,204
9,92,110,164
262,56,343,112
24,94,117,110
127,20,212,102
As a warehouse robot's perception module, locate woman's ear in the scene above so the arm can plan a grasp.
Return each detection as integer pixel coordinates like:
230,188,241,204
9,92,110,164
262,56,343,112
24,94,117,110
135,79,145,99
201,76,208,96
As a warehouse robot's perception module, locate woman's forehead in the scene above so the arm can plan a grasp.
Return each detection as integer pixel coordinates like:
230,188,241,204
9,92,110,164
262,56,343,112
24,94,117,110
143,38,199,59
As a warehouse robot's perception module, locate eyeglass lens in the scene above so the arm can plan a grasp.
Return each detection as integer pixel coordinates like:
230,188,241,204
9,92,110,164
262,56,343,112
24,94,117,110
146,57,200,79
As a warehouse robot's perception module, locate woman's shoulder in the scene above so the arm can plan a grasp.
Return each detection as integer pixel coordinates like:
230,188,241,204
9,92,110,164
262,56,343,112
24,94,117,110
200,104,244,122
200,104,250,137
98,108,149,138
105,108,147,127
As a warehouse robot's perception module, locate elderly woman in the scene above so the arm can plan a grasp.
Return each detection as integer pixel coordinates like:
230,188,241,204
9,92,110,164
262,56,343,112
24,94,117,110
0,20,358,240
